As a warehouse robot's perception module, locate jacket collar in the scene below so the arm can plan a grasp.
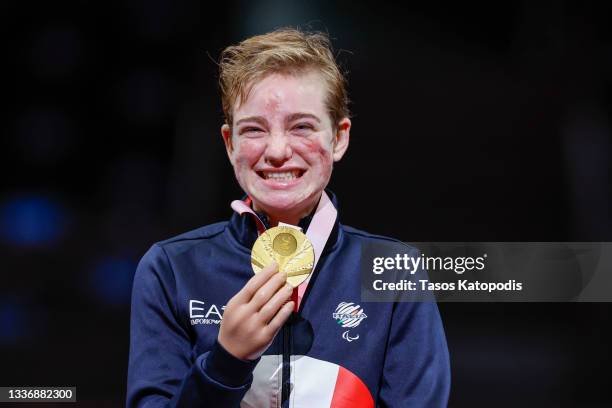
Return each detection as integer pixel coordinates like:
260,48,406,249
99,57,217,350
227,189,341,253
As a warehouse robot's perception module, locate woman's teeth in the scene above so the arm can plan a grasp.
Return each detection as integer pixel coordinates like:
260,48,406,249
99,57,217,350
263,171,300,180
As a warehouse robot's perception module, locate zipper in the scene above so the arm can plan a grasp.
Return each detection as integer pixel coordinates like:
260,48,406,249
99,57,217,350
281,317,292,406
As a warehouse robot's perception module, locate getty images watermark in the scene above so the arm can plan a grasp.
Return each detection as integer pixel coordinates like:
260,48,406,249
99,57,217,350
371,252,522,293
373,252,486,274
360,242,612,302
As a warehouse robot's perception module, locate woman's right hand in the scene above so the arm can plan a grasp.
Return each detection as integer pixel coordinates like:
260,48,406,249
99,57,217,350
218,262,294,361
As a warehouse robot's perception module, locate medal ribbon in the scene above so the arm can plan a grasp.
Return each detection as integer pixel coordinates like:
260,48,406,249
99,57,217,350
231,191,338,311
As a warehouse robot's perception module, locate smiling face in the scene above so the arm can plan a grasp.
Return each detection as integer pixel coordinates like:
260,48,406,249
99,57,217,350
221,70,350,225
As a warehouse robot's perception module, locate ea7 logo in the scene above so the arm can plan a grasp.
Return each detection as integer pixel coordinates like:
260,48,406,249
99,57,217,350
332,302,367,328
189,300,226,326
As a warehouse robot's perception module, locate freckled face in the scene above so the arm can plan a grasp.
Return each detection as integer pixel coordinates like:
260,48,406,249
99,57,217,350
226,71,338,219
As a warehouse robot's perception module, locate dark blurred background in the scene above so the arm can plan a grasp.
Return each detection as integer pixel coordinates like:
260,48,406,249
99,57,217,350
2,0,612,406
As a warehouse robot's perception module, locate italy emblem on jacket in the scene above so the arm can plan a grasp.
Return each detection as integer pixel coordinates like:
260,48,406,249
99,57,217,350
332,302,367,342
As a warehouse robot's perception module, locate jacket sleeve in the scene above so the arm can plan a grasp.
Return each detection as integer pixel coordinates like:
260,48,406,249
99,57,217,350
377,248,451,407
126,244,258,408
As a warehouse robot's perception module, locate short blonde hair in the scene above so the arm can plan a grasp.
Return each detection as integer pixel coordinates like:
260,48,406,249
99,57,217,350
219,28,349,129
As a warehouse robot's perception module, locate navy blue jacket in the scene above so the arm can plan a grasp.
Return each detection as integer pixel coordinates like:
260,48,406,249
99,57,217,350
127,195,450,407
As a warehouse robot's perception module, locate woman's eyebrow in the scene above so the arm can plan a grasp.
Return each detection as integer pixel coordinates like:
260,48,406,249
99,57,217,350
286,112,321,123
235,116,268,127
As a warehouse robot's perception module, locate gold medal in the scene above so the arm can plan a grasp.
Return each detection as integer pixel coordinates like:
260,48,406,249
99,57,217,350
251,226,315,287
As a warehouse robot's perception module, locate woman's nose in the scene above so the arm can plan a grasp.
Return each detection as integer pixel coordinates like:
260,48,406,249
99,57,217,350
264,133,292,166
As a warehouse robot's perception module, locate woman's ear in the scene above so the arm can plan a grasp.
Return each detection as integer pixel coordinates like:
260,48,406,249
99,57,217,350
332,118,351,162
221,124,234,162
